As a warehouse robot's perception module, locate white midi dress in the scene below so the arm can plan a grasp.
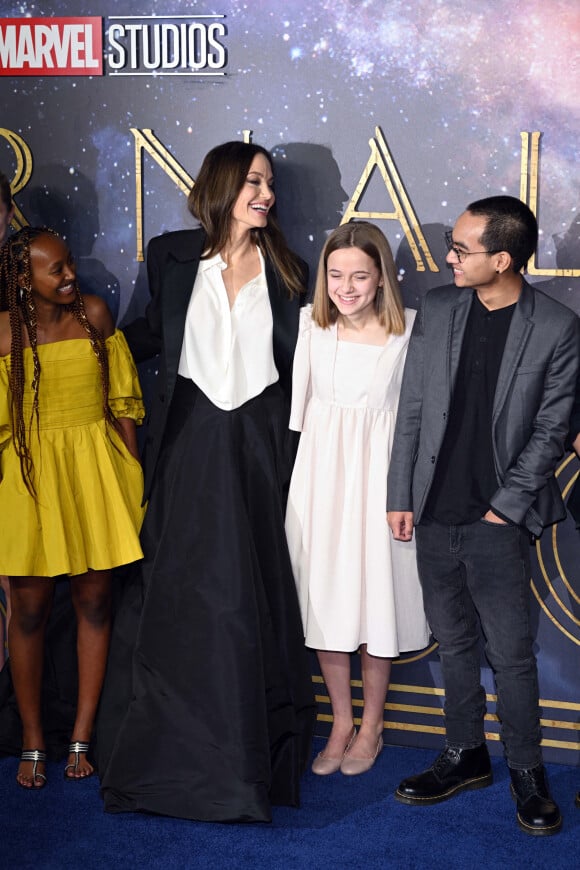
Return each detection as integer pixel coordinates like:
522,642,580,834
285,305,430,657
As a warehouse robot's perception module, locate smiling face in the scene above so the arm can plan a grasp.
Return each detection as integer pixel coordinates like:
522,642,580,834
230,153,275,236
28,233,77,305
326,245,382,321
445,210,499,290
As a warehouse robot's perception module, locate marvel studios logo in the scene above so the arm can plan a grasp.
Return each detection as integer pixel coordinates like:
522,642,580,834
107,15,227,76
0,15,228,77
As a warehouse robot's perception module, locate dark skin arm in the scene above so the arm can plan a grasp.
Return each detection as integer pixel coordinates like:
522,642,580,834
83,296,140,462
0,311,11,357
0,312,9,484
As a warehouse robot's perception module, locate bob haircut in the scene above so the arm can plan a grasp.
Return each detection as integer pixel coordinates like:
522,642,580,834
311,221,405,334
187,140,304,296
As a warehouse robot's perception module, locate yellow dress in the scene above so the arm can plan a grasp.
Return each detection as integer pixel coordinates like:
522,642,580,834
0,330,145,577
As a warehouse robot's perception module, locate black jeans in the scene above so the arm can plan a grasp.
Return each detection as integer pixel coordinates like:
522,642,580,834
415,518,542,770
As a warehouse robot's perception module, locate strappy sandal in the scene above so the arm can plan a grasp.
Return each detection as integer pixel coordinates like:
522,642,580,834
64,741,94,781
17,749,47,790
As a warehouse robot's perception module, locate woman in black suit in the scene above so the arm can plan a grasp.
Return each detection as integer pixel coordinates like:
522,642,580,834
97,141,315,823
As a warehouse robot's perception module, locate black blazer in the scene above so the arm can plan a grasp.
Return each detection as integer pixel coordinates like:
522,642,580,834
123,228,307,500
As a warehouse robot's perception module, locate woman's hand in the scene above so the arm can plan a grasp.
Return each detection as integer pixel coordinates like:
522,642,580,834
116,418,140,462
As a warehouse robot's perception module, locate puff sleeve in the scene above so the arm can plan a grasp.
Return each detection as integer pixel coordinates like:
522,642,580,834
106,330,146,424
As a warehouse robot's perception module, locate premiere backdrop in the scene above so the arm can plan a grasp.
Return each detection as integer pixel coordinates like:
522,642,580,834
1,1,579,764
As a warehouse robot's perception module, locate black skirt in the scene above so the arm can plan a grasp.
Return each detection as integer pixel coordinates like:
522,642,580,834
96,377,315,822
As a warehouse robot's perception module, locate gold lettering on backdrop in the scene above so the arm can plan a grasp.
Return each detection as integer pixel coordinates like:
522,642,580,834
130,128,194,261
0,128,33,231
2,125,568,273
521,131,580,277
130,129,253,259
341,127,438,273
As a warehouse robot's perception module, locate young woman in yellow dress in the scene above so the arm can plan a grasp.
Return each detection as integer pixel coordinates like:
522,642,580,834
0,170,15,668
0,227,145,789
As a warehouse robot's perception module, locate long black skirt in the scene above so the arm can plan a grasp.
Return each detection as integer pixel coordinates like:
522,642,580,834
96,378,315,823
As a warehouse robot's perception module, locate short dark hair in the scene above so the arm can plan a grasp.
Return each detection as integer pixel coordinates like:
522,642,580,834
466,195,538,273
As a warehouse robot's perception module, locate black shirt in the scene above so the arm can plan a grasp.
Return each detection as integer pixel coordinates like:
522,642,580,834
425,292,516,525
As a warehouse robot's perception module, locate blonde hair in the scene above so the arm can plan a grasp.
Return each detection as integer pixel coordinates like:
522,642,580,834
311,221,405,333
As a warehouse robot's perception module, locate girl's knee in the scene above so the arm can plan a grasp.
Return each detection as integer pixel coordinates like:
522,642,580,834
75,593,112,627
12,606,49,635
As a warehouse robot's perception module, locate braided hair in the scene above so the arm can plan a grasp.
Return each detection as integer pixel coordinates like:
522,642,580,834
0,226,117,496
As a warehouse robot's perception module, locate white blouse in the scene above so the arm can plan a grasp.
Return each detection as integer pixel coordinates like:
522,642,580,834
177,249,279,410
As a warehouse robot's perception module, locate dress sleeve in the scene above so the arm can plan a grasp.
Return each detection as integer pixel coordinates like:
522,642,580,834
289,304,313,432
106,330,146,425
0,358,11,452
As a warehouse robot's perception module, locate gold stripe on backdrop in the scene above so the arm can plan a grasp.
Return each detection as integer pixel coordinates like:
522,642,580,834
312,677,580,756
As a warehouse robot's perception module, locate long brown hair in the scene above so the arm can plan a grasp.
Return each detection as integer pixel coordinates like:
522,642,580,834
187,141,305,297
312,221,405,334
0,227,116,496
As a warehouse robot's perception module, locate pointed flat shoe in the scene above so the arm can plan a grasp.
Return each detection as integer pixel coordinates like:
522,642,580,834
340,734,384,776
312,727,357,776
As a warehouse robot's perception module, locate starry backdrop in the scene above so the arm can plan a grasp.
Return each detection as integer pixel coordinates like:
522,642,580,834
1,0,579,759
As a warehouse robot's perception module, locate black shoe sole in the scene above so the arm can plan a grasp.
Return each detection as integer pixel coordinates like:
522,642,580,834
516,812,562,837
394,772,493,805
509,784,563,836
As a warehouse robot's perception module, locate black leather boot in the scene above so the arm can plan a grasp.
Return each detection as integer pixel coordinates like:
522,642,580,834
509,766,562,836
575,792,580,808
395,744,492,805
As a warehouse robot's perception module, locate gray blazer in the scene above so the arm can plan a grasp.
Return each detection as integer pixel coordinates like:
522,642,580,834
387,280,580,536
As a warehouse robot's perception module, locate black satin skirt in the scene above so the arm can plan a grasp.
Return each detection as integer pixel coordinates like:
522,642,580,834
96,377,315,823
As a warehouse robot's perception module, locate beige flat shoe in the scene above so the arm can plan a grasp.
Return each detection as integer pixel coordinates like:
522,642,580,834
311,727,357,776
340,734,384,776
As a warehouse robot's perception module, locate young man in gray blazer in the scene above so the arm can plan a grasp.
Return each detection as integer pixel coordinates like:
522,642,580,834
387,195,579,836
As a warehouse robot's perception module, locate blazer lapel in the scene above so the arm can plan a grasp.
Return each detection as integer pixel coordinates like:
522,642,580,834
161,231,205,392
493,280,534,419
447,289,473,401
